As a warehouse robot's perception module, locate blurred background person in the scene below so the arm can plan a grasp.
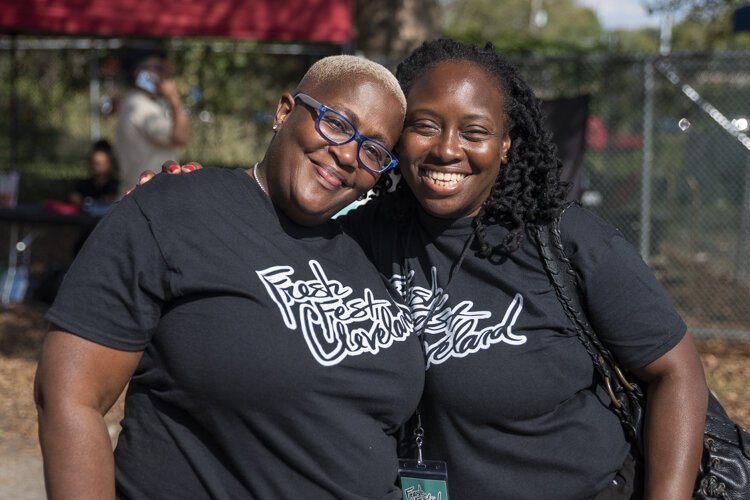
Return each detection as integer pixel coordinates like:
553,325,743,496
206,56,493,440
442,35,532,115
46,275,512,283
115,47,189,196
68,139,119,215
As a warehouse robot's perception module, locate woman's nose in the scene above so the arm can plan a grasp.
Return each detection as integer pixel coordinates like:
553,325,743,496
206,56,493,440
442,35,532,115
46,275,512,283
329,140,359,170
433,129,463,161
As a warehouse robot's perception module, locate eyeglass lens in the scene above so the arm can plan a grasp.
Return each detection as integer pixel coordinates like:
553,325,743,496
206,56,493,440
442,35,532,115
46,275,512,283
318,110,391,171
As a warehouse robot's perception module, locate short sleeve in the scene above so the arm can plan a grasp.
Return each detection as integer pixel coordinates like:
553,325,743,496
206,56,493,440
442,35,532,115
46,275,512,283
45,196,172,351
560,205,686,369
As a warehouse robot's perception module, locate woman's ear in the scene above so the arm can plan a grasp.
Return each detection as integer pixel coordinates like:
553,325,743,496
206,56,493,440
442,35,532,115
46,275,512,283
273,93,296,130
500,133,512,164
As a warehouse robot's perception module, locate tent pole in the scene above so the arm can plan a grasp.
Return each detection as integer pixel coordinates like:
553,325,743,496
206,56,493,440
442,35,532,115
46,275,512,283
10,33,19,172
640,57,655,261
89,48,101,141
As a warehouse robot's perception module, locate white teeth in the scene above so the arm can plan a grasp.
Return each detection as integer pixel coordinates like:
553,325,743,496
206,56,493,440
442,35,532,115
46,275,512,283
420,168,467,186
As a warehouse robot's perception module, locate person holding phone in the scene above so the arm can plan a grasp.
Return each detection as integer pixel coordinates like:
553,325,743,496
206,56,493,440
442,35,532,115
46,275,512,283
115,48,190,196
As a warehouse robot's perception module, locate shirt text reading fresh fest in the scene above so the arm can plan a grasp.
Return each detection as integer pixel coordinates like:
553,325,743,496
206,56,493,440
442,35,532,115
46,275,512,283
258,259,413,366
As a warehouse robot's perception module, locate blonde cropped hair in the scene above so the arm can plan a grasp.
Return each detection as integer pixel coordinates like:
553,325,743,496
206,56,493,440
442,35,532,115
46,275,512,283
297,55,406,115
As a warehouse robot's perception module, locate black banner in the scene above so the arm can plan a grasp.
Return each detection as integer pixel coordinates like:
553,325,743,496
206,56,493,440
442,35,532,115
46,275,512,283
541,95,590,202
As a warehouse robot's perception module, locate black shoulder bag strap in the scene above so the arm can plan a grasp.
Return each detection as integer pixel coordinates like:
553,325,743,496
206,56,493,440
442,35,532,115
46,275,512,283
532,209,750,499
531,211,645,445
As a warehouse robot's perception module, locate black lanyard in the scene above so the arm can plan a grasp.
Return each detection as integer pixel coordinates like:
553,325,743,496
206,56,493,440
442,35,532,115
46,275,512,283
405,224,477,341
401,223,477,467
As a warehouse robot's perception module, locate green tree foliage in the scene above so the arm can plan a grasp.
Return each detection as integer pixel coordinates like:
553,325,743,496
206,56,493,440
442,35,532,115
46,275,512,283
353,0,441,59
0,37,334,203
641,0,732,15
671,2,750,50
637,0,750,50
164,41,322,166
605,28,661,53
441,0,605,54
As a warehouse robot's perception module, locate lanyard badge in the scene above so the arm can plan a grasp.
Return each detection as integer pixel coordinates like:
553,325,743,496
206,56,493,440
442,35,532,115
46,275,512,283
398,459,449,500
396,231,475,500
397,412,449,500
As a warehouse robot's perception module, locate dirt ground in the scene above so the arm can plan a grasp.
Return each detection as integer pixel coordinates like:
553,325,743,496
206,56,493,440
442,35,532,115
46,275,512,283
0,303,749,499
0,304,124,499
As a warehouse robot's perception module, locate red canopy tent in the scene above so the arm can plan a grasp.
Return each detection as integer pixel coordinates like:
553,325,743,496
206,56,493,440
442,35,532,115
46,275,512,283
0,0,352,44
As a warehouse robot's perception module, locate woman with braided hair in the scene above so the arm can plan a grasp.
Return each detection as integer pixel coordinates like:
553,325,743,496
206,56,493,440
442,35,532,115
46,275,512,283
343,38,707,499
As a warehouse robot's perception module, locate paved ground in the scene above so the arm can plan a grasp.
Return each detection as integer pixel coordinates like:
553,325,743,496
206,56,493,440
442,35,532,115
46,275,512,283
0,304,123,499
0,407,123,500
0,436,45,500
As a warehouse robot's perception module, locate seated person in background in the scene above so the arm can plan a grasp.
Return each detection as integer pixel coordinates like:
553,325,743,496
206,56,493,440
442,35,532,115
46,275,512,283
68,139,119,215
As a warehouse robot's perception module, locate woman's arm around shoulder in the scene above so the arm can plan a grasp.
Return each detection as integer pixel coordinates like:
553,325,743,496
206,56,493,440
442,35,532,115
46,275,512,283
34,327,143,500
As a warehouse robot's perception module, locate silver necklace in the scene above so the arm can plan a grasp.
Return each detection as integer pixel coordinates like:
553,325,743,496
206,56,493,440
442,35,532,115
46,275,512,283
253,162,267,195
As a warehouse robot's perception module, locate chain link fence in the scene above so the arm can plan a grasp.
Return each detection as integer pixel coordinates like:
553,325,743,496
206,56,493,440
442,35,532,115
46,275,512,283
1,38,749,339
513,51,750,340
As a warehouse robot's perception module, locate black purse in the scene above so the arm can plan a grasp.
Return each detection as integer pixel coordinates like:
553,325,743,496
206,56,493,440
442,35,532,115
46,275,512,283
533,216,750,500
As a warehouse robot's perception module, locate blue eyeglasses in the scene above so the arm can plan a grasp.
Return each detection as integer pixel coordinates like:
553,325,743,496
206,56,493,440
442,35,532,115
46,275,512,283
294,93,398,174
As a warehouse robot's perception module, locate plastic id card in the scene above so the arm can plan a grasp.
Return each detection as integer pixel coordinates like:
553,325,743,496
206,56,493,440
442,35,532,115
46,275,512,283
398,459,449,500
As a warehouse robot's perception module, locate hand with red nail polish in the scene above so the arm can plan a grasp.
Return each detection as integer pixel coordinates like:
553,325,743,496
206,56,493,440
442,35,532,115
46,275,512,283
181,162,203,173
138,171,157,185
161,160,179,174
123,160,202,197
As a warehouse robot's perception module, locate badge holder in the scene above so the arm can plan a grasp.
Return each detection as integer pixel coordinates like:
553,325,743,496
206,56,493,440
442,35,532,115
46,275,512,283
398,412,449,500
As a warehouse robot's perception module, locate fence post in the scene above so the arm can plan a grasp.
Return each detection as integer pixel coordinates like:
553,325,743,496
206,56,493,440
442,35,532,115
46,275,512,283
9,34,19,171
640,57,655,261
89,48,101,141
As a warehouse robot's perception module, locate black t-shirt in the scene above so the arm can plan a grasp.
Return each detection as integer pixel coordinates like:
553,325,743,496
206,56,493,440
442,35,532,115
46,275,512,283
47,168,425,499
71,177,119,200
342,198,685,499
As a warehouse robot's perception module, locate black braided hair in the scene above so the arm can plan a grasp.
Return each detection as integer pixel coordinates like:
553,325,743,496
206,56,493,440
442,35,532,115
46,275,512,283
373,38,567,257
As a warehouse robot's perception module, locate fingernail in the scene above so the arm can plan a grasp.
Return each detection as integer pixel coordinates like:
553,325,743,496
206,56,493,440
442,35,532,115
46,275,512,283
168,164,180,173
182,164,196,172
139,174,150,183
162,160,178,169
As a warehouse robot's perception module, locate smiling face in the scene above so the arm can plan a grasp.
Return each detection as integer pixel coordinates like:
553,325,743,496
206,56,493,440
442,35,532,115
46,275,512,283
399,60,511,219
261,76,404,227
